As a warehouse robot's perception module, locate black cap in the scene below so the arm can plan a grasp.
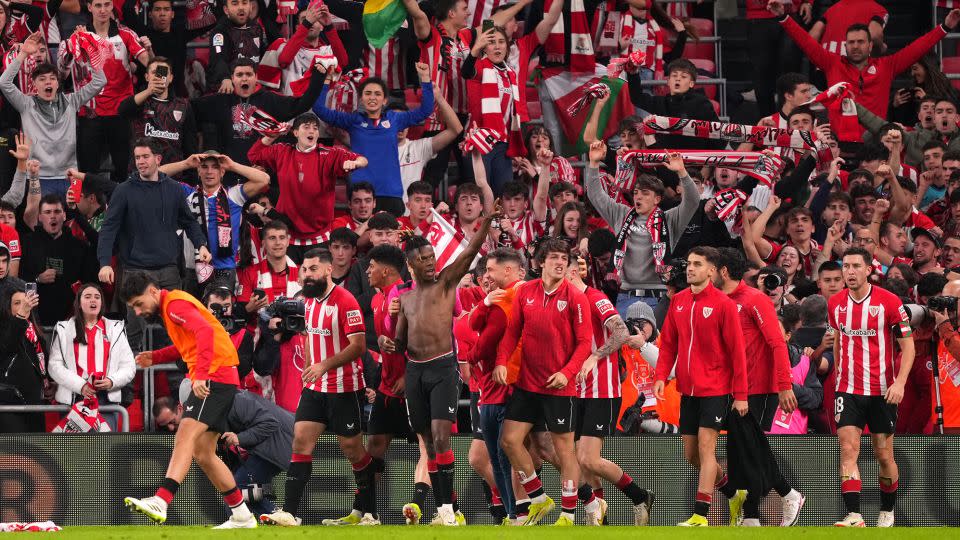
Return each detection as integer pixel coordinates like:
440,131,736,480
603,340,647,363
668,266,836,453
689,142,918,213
911,227,943,249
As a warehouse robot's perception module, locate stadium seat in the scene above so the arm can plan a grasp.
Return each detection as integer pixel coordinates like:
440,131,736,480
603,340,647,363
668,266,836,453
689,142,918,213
699,82,717,100
526,99,542,120
943,57,960,91
709,98,721,116
690,58,716,77
689,18,715,39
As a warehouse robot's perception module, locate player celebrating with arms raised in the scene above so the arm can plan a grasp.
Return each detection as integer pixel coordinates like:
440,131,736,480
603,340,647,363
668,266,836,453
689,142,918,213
828,247,914,528
121,272,254,529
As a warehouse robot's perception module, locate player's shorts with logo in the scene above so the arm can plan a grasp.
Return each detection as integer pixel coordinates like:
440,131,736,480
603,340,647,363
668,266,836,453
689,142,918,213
506,387,577,434
576,397,622,438
679,394,731,435
367,390,414,440
183,381,237,433
295,388,364,436
405,352,461,433
835,392,898,434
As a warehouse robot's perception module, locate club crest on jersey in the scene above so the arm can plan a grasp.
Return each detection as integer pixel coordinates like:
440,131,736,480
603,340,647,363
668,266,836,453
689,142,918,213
702,307,713,318
868,306,880,317
324,306,335,316
346,309,362,326
557,300,568,312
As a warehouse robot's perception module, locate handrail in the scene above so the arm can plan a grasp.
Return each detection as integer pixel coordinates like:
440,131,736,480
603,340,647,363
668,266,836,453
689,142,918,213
0,404,130,432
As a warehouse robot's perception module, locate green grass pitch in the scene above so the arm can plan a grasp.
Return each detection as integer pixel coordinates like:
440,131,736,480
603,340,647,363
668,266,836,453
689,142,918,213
47,526,953,539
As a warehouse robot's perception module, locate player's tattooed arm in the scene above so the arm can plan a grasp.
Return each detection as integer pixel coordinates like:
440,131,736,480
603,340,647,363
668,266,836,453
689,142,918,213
594,315,630,359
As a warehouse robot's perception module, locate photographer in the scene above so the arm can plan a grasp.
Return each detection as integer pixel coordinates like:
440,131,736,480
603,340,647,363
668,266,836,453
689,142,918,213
253,293,306,414
757,266,790,311
899,273,950,433
617,301,679,435
931,280,960,434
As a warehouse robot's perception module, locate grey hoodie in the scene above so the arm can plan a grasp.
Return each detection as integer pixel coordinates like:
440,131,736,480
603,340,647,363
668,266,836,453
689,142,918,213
585,166,699,291
0,56,106,179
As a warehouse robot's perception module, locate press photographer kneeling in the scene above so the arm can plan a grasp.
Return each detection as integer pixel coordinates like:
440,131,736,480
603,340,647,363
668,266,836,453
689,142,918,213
912,280,960,434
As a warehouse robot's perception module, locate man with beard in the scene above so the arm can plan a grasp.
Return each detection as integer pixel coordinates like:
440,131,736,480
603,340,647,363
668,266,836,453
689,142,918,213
714,248,805,526
330,182,376,239
260,248,372,526
380,209,497,526
911,228,944,275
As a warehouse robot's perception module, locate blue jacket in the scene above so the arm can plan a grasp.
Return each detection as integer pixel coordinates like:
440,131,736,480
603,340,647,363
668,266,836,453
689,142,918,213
313,81,434,198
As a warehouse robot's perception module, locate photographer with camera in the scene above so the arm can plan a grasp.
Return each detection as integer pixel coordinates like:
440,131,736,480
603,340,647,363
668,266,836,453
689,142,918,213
617,301,680,435
757,266,790,311
930,279,960,434
252,291,307,414
899,273,950,433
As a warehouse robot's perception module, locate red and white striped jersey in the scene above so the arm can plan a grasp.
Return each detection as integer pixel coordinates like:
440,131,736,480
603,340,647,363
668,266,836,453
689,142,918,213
939,0,960,7
663,1,690,19
470,0,505,29
364,36,405,91
578,287,621,399
304,285,366,393
420,25,472,130
511,210,546,249
73,320,110,379
820,0,888,56
827,285,911,397
620,14,663,73
761,111,799,164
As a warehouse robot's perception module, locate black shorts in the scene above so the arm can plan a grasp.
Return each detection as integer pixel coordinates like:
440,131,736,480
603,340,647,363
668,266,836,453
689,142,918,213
576,397,622,439
294,388,363,437
405,353,461,434
748,393,780,432
367,390,414,439
469,392,483,440
835,392,898,434
679,395,731,436
182,381,237,433
505,387,577,434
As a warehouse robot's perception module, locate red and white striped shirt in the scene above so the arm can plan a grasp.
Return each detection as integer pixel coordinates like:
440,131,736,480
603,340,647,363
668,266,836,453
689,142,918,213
364,36,405,91
60,23,145,117
827,285,911,397
820,0,888,56
304,286,366,393
620,14,663,73
511,210,545,249
578,287,621,399
74,320,110,379
236,257,301,303
420,25,472,130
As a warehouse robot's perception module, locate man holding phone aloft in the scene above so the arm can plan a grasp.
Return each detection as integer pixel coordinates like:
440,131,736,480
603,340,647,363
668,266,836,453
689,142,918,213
118,57,199,170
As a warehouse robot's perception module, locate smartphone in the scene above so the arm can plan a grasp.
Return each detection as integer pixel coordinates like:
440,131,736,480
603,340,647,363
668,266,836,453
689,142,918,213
68,178,82,204
154,64,169,78
252,289,266,300
482,19,495,33
25,282,37,295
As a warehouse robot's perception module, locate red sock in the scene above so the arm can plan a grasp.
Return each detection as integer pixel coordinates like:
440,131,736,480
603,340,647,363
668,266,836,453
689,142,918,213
715,474,729,490
841,478,862,493
615,472,633,490
490,485,502,506
520,472,543,496
291,453,312,463
427,459,438,474
352,453,373,472
561,480,577,513
593,487,605,500
436,450,455,466
155,487,175,505
223,487,243,508
879,479,898,493
696,491,712,504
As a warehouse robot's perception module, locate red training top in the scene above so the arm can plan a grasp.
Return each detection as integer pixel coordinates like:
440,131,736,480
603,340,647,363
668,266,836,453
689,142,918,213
727,281,792,395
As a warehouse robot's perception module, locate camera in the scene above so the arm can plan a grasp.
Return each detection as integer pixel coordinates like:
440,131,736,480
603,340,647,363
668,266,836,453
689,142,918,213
903,296,958,327
261,296,306,333
211,303,247,333
763,272,784,290
928,295,958,312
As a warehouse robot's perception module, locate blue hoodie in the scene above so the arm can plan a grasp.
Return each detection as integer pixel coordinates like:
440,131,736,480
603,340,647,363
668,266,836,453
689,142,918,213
313,81,434,198
97,172,208,269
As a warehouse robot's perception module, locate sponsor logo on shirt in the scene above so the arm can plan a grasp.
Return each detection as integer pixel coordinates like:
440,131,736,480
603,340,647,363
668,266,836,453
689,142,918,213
596,299,614,313
838,323,877,337
144,123,181,141
346,309,362,326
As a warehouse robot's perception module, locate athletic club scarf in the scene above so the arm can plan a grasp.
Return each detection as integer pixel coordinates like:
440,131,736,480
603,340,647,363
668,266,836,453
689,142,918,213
803,82,860,142
610,206,669,285
257,257,302,298
566,82,610,118
243,107,291,137
52,396,110,433
713,188,749,230
607,49,646,78
186,0,217,30
544,0,594,73
25,321,45,375
63,31,112,70
193,186,234,260
461,127,499,155
478,58,524,157
73,320,110,379
622,150,786,188
330,68,370,113
642,115,818,151
0,522,62,532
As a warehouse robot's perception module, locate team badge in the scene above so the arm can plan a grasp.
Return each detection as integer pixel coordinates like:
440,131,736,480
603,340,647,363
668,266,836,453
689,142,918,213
382,120,391,129
173,110,183,122
324,305,335,316
557,300,568,312
702,307,713,318
868,306,879,317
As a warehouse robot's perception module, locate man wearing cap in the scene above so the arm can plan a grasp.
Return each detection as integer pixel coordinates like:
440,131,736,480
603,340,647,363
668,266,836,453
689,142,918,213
160,150,271,293
912,228,944,276
0,242,14,284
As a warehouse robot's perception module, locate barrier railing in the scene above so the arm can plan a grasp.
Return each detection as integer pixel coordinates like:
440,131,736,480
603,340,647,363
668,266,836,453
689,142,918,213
0,404,130,432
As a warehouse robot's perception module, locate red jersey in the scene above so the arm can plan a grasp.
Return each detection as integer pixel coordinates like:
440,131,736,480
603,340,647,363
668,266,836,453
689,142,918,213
827,285,911,396
304,285,366,393
372,280,406,398
819,0,888,55
727,281,792,395
236,257,301,303
578,287,621,399
511,211,545,251
65,23,146,117
0,223,22,260
453,311,481,393
495,279,592,397
363,36,405,91
746,0,810,19
247,140,358,245
464,286,519,406
655,283,748,400
273,334,306,413
420,25,471,130
782,16,946,140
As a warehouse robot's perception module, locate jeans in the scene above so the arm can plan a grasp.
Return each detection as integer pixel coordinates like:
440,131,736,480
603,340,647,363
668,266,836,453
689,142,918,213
480,142,513,198
231,454,283,516
40,178,69,200
615,292,660,319
480,403,514,515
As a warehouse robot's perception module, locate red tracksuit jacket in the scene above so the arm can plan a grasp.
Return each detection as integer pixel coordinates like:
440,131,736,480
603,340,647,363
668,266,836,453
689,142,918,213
655,282,748,400
727,281,792,395
495,279,592,397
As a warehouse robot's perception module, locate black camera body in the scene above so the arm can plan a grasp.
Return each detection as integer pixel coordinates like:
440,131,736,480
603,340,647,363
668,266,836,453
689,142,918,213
262,296,306,334
928,295,958,312
211,304,247,333
763,272,784,290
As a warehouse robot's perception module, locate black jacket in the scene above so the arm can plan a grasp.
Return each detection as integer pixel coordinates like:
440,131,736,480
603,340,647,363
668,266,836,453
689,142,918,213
21,226,97,325
0,316,44,405
627,73,722,150
226,391,294,470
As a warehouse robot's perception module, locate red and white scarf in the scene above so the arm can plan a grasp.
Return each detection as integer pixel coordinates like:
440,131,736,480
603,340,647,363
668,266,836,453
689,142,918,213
566,82,610,118
713,188,749,232
25,321,45,375
52,396,110,433
803,82,860,143
185,0,217,30
477,59,524,157
622,150,786,188
544,0,594,73
63,30,112,71
330,68,370,113
607,49,646,78
243,107,291,137
642,115,818,151
0,522,62,532
461,127,500,155
73,320,110,379
257,257,301,299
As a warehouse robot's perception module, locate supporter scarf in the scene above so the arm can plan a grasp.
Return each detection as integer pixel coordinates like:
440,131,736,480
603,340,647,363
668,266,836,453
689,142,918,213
461,126,500,155
642,115,818,150
803,82,860,144
646,207,669,275
565,82,609,119
64,31,112,70
544,0,594,73
330,68,370,113
477,58,524,157
550,156,576,185
592,3,621,57
25,321,45,375
243,107,291,137
607,50,646,78
712,188,748,231
194,187,234,260
186,0,217,30
622,150,786,188
257,257,302,299
0,522,62,532
73,320,110,379
52,396,110,433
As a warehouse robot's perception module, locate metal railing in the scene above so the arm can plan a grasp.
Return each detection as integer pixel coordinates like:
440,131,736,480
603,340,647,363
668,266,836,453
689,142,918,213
0,404,130,432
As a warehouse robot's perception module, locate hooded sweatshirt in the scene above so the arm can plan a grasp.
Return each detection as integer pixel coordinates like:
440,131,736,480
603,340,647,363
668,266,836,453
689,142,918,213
97,171,207,269
0,55,106,179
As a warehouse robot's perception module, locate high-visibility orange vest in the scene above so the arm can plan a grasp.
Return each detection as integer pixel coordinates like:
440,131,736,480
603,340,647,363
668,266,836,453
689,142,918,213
492,283,523,384
618,339,681,430
935,341,960,429
160,290,238,380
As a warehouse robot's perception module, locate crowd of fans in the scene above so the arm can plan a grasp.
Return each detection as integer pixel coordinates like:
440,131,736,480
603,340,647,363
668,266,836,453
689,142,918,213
0,0,959,438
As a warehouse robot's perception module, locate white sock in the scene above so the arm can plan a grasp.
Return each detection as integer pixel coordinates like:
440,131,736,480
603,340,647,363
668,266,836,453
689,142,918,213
785,489,801,501
742,518,761,527
532,494,547,504
440,503,454,513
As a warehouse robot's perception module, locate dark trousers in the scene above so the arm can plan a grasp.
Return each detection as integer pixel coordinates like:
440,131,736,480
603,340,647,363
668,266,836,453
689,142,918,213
748,17,802,117
480,142,513,198
480,403,514,515
375,196,405,217
422,113,472,189
78,115,132,184
231,454,283,516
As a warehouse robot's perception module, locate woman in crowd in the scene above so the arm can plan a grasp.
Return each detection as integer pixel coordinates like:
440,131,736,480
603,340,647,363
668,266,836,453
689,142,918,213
553,201,589,256
514,126,578,196
0,282,45,433
48,283,136,429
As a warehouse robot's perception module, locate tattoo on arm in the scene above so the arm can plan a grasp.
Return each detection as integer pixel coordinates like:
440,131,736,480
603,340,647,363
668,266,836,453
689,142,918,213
594,316,630,358
28,180,40,195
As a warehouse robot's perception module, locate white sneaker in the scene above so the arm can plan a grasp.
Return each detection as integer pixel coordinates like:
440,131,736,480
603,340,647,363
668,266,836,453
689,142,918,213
259,509,302,527
585,500,601,526
213,513,257,529
876,511,895,528
438,505,459,526
742,518,761,527
834,512,866,527
780,491,805,527
634,491,655,526
429,513,442,526
358,513,381,526
124,496,168,524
